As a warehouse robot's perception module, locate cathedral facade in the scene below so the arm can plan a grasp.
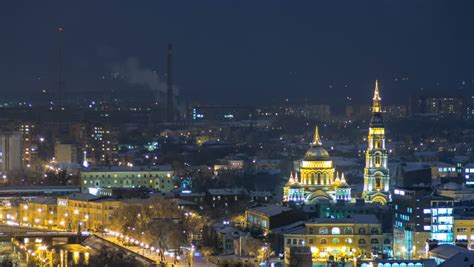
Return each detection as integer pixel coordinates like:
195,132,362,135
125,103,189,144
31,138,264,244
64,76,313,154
283,127,350,205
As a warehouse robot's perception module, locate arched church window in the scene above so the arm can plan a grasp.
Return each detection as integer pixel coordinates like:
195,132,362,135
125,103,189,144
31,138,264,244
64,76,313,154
344,227,353,234
375,154,381,167
375,175,382,190
319,227,328,234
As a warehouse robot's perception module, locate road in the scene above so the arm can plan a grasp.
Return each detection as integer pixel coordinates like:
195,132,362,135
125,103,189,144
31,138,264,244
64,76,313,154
101,234,216,267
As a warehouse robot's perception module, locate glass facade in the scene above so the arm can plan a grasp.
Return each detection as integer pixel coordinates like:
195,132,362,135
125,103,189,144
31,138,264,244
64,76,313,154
431,199,454,244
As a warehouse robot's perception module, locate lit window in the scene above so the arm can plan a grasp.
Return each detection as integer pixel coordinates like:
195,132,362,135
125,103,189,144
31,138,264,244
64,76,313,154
331,227,340,235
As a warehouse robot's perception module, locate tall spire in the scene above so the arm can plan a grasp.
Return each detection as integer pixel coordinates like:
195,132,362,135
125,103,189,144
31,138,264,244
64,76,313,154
312,126,322,145
288,172,295,184
372,80,381,113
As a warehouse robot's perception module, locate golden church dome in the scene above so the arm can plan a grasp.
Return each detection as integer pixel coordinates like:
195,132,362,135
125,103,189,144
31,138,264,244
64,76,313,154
303,126,331,161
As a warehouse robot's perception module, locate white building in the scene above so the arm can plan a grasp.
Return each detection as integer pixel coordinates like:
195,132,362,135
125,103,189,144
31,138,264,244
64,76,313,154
0,132,23,178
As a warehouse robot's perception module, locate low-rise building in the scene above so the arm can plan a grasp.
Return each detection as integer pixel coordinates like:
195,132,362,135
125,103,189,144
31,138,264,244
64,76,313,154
207,188,247,209
245,204,305,233
249,191,273,203
454,216,474,250
80,165,174,193
463,163,474,185
24,197,58,229
283,214,385,263
57,193,121,231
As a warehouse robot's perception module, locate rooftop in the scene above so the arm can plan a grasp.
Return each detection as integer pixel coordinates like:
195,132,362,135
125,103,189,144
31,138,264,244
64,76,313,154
247,204,292,217
307,214,379,225
208,188,246,196
29,197,57,205
82,165,173,173
430,244,474,259
60,193,107,202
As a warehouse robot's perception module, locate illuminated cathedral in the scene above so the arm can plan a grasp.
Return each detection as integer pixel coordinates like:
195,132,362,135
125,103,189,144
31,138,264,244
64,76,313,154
283,80,390,205
283,126,351,204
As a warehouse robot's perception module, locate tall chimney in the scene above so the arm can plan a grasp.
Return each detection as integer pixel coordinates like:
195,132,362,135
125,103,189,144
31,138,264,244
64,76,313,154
166,44,174,122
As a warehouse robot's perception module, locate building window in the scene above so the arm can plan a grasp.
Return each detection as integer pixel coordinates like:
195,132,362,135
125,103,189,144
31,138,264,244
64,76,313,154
375,175,382,190
358,228,366,234
319,227,328,234
286,239,291,245
457,228,467,232
308,227,314,234
331,227,340,235
320,238,327,244
358,239,366,244
332,238,340,244
371,238,379,244
344,227,353,234
345,238,352,244
309,239,313,245
371,228,379,234
375,154,381,166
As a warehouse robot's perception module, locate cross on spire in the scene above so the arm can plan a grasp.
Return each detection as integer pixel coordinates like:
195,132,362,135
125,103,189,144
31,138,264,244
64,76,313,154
372,80,382,113
312,126,322,145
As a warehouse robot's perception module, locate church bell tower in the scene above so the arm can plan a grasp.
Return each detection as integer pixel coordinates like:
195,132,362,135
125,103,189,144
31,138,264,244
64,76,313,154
363,80,390,205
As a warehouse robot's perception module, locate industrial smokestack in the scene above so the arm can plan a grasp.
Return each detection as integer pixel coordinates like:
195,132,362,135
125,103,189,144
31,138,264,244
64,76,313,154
166,44,174,122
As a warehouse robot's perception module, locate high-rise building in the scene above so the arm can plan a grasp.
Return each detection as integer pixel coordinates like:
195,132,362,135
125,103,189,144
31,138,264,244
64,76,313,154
54,143,80,166
467,95,474,118
410,95,465,116
392,186,432,259
0,132,23,178
18,123,35,166
363,81,390,205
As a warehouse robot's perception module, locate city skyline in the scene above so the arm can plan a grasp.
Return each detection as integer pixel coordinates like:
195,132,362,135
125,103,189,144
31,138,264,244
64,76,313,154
1,2,474,266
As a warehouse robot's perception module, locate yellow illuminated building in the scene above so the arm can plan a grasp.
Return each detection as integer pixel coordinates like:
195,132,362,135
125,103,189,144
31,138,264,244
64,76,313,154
0,194,124,232
23,198,57,229
454,217,474,250
57,194,121,231
283,126,350,204
363,80,390,205
283,215,385,263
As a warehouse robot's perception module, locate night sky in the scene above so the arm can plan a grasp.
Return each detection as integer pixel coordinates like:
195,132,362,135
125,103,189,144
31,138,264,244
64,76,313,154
1,1,473,104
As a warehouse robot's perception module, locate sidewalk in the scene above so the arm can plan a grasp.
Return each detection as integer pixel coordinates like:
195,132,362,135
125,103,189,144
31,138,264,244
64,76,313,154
100,234,216,267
